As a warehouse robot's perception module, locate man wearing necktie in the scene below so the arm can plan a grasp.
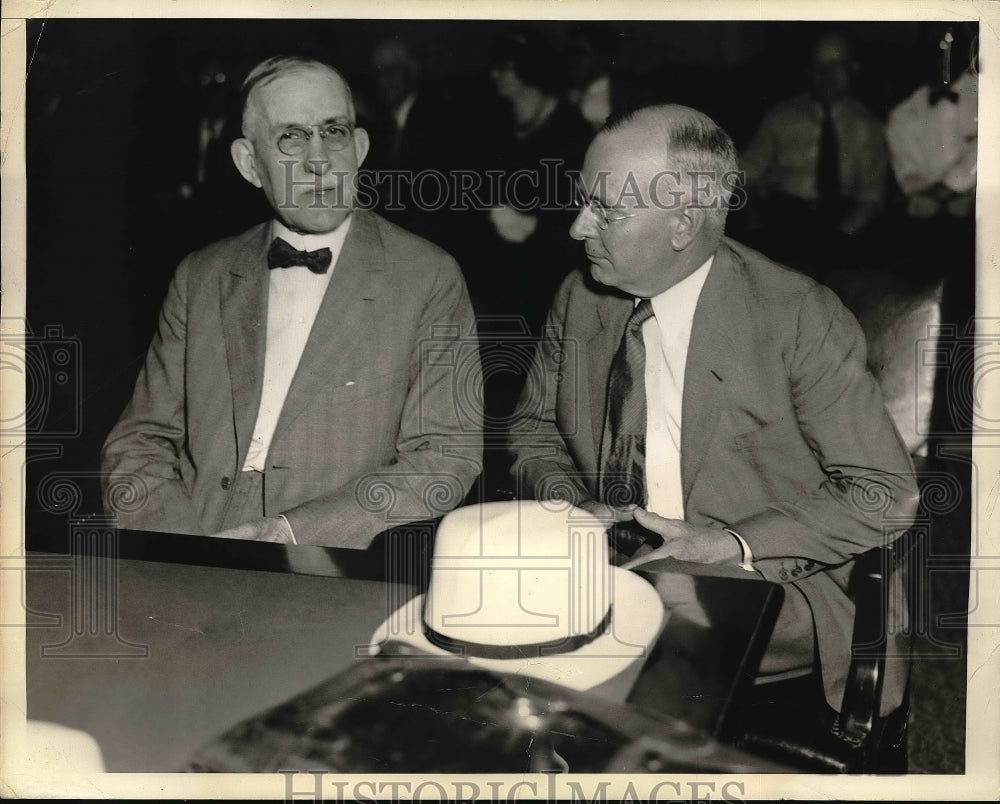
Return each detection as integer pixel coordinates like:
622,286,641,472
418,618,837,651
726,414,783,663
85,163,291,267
508,104,918,716
739,32,887,280
102,56,482,546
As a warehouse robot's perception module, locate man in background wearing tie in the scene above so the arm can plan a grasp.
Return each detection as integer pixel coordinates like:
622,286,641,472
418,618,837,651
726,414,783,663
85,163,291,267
739,31,888,281
102,55,482,547
508,104,918,715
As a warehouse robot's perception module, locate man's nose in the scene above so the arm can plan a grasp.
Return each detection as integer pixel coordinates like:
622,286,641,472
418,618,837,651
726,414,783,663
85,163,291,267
569,206,599,240
303,133,330,174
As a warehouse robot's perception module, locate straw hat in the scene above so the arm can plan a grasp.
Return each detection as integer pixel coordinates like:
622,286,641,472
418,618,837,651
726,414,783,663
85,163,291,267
371,500,665,695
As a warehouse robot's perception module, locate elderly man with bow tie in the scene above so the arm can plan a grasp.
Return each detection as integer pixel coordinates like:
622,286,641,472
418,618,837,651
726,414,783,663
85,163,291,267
102,55,482,547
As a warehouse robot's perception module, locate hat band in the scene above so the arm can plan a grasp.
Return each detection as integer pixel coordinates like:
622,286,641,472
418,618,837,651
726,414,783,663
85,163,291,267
423,606,614,660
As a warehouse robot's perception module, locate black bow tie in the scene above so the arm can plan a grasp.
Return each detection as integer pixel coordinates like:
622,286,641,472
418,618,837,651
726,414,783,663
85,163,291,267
267,237,333,274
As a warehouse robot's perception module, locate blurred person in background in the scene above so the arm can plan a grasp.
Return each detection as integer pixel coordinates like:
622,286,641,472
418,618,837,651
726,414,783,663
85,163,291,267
886,26,977,224
566,22,618,131
362,36,466,250
471,28,593,330
740,31,888,281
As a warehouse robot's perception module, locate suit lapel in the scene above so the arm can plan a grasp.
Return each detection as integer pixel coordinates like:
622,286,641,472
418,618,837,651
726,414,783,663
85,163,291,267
270,210,387,444
680,242,744,504
220,224,271,466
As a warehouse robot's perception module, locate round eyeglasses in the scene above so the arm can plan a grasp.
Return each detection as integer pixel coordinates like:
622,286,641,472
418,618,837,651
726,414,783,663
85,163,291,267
277,122,355,157
573,187,638,230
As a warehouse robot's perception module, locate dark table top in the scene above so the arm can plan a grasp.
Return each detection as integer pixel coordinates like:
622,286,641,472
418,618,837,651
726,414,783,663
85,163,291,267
24,533,783,772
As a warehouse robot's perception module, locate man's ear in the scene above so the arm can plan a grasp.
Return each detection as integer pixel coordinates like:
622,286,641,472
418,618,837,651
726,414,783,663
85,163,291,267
353,127,371,168
670,204,705,251
231,138,262,188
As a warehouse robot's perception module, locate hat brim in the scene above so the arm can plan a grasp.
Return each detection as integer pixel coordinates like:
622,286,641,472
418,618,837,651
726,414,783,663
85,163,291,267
370,567,666,693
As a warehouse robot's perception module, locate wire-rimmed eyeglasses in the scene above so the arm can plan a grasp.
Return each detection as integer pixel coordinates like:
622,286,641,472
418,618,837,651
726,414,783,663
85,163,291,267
277,122,355,157
573,184,638,230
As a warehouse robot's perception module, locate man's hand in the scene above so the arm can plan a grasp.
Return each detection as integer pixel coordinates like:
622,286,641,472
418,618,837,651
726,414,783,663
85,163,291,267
578,500,638,525
620,509,741,569
211,516,294,544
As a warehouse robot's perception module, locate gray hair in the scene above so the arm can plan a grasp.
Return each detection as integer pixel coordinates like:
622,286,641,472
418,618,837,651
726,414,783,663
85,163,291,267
603,104,740,222
239,55,354,136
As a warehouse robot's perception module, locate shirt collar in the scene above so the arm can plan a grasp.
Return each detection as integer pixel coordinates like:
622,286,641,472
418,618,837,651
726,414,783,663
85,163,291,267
640,255,714,320
809,93,845,117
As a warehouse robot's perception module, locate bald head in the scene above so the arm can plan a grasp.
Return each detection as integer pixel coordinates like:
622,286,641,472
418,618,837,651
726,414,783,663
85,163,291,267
600,104,739,227
572,104,740,297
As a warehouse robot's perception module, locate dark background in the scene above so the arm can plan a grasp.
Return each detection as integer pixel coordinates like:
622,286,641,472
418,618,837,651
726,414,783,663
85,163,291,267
23,18,975,540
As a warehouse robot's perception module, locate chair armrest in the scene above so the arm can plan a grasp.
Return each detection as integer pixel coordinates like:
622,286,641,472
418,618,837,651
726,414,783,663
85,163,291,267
836,531,918,744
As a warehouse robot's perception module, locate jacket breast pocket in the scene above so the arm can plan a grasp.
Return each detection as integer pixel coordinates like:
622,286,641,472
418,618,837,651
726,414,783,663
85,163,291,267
320,370,408,405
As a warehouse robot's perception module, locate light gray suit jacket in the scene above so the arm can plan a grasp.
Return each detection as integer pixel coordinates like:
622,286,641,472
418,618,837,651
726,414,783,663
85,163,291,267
102,210,483,547
509,237,919,713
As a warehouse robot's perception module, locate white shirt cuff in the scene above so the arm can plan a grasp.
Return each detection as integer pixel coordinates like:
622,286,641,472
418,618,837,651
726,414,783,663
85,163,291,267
724,528,754,572
278,514,297,545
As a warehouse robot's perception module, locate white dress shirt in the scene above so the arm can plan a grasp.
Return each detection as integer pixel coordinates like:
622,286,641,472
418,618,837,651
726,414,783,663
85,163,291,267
642,256,713,520
641,255,754,570
886,68,978,196
241,216,352,472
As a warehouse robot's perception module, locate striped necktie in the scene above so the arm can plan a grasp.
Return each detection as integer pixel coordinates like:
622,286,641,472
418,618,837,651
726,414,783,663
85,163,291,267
599,299,655,557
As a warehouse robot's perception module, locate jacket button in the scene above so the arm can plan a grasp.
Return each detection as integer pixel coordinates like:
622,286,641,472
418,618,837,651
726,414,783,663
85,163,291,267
221,476,232,490
779,570,789,580
792,567,802,577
